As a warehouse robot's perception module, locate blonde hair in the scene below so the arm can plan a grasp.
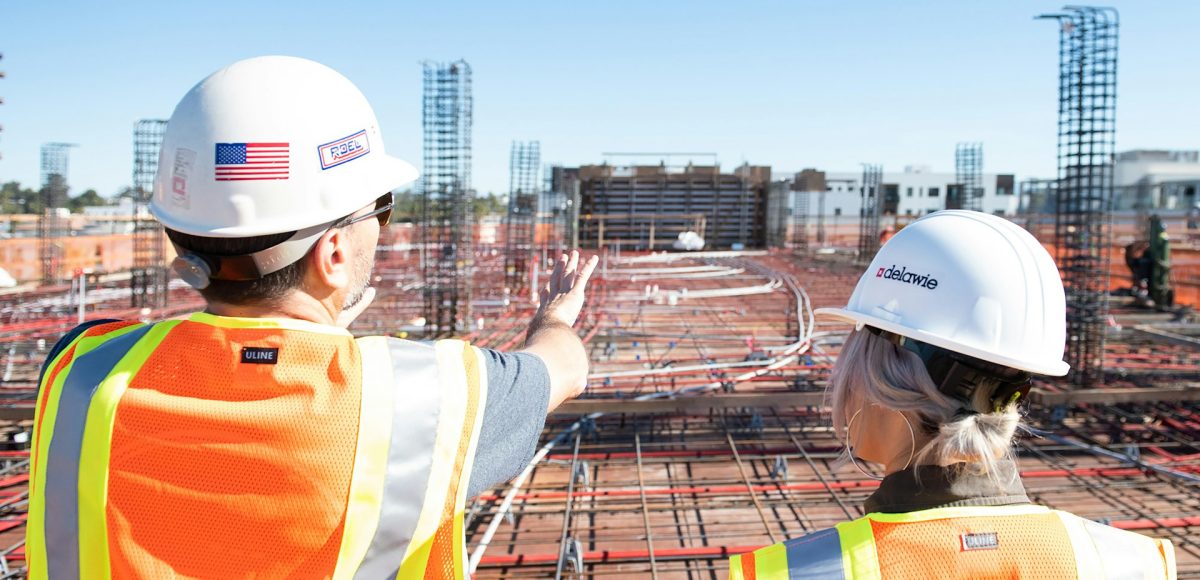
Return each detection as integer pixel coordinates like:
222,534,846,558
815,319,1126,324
829,329,1023,480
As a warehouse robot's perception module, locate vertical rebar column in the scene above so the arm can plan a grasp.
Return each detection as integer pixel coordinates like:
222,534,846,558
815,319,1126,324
857,164,883,264
505,141,540,293
39,143,75,285
131,119,168,309
816,190,826,246
421,60,473,337
954,143,984,212
556,167,581,250
791,185,809,253
0,53,5,161
1039,6,1119,386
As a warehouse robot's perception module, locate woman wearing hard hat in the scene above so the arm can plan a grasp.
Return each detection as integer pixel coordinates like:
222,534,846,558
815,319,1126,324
729,210,1175,578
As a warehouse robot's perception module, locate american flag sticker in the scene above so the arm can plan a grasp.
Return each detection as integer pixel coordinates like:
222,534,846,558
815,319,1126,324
214,142,290,181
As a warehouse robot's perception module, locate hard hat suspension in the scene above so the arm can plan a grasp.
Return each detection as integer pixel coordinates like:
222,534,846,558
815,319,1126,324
168,220,334,288
866,326,1032,415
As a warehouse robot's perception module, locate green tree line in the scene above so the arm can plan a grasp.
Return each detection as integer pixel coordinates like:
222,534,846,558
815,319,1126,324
390,190,507,222
1,180,130,214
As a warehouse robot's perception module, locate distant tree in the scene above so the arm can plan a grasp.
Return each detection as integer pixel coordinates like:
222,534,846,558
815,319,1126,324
384,189,506,223
472,192,506,217
389,189,419,222
114,186,138,200
68,189,109,212
0,181,40,214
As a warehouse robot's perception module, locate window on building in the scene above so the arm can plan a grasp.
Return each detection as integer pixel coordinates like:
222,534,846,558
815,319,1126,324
905,209,913,216
834,208,842,216
928,187,940,197
906,187,913,197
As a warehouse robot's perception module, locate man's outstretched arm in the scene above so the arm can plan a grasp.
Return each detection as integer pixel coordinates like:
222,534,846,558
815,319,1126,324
520,250,598,412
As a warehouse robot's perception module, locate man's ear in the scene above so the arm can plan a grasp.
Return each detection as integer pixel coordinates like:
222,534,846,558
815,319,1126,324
310,227,351,292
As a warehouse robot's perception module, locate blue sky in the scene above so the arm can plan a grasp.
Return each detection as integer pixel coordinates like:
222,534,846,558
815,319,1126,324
2,0,1199,197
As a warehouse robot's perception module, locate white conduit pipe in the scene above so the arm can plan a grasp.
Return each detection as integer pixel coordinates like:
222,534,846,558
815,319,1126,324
614,265,734,275
629,268,745,281
615,250,769,264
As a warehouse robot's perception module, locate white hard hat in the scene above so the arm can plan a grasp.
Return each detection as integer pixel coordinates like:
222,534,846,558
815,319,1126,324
151,55,418,238
816,210,1069,376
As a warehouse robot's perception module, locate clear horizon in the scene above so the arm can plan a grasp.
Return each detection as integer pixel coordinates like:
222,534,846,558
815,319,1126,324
2,0,1199,198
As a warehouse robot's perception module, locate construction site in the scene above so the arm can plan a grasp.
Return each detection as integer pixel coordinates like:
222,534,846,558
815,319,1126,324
2,5,1200,579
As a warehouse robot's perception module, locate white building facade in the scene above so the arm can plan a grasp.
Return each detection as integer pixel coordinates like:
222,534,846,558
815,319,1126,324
793,166,1020,220
1113,150,1200,212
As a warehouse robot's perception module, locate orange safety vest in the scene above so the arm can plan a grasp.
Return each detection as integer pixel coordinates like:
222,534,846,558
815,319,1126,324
729,505,1176,579
28,313,489,579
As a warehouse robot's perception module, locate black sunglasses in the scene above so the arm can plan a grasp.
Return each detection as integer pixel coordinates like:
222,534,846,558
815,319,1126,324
336,192,394,228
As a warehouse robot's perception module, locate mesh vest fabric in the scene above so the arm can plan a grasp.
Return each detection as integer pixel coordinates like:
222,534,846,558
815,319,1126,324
729,505,1176,580
28,313,488,580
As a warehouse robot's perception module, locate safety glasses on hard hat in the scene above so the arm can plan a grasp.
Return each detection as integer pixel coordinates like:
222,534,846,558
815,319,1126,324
336,192,394,228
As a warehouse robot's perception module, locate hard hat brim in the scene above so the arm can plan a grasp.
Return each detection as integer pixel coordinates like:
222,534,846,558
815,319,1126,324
379,155,420,195
815,307,1071,377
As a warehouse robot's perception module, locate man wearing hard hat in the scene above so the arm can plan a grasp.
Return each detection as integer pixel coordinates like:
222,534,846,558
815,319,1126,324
28,56,597,579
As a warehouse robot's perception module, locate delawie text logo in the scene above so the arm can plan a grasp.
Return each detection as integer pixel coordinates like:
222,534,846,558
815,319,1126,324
876,265,938,290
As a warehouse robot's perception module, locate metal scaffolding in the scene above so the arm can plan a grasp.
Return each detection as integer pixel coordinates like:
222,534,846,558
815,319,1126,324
954,142,984,211
421,60,474,336
549,165,580,252
131,119,169,310
1039,6,1119,386
857,164,882,264
38,143,75,285
792,188,809,253
505,141,540,294
0,53,5,161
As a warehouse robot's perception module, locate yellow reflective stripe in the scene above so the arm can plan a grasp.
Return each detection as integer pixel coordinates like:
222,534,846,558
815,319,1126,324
728,555,746,580
1056,511,1104,579
449,346,488,579
331,337,397,580
188,311,352,336
1162,539,1177,580
753,542,789,580
397,339,472,578
864,504,1050,523
836,517,881,580
27,324,142,580
77,320,180,579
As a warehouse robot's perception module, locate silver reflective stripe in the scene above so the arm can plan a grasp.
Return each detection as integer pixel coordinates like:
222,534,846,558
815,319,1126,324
1081,519,1162,580
785,527,845,579
44,325,151,580
352,338,444,579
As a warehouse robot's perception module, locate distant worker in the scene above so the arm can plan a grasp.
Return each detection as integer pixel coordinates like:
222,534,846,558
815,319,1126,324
1126,215,1174,310
730,211,1174,579
28,56,597,579
1125,239,1153,306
